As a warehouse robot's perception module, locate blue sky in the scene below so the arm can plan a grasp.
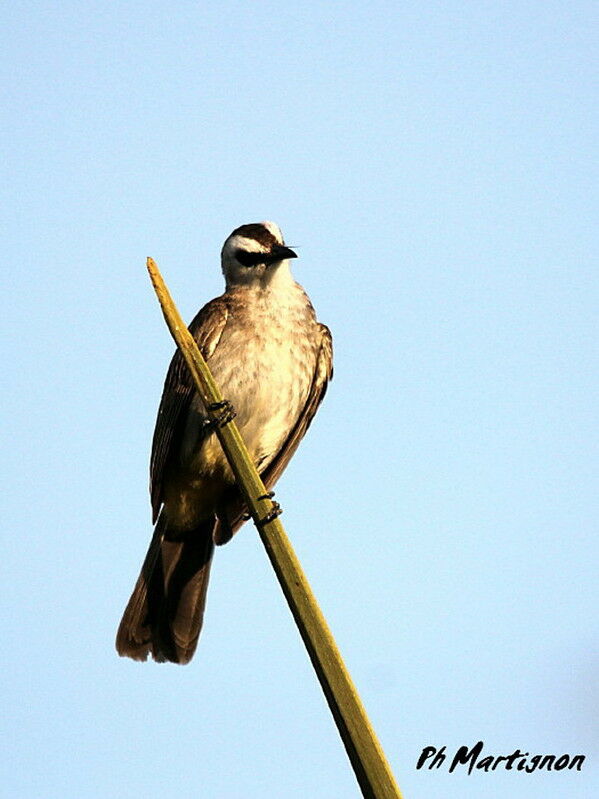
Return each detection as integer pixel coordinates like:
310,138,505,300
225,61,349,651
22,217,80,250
2,2,597,797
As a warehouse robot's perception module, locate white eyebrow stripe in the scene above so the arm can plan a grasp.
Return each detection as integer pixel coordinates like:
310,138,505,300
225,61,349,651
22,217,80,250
260,220,284,243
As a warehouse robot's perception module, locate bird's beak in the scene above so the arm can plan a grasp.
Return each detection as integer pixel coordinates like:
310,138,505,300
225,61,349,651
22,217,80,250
265,245,298,265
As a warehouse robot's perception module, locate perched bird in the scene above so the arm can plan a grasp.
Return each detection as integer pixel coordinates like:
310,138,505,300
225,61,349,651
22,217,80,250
116,221,333,664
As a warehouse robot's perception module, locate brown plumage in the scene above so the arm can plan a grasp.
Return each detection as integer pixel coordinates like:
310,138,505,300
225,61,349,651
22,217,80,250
116,222,332,663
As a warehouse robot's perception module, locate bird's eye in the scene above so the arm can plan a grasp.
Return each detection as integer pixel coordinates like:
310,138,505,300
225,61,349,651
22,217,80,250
235,249,266,267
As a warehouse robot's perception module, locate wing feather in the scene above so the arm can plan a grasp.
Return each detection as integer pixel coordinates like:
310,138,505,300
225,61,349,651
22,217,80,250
150,296,229,522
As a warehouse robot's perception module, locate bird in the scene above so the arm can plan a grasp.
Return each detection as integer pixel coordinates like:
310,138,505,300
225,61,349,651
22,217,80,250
116,221,333,664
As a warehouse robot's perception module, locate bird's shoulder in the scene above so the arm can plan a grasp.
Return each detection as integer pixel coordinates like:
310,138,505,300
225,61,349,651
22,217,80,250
316,322,333,381
187,293,231,359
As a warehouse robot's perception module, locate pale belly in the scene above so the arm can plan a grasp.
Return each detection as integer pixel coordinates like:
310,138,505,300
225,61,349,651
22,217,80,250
166,319,315,525
196,327,313,478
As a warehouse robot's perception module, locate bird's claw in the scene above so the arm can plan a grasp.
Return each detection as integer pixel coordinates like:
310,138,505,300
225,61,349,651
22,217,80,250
256,500,283,527
241,493,280,525
206,399,237,428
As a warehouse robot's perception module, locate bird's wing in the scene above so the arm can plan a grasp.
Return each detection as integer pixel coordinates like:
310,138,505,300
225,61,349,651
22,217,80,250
150,296,229,523
214,322,333,544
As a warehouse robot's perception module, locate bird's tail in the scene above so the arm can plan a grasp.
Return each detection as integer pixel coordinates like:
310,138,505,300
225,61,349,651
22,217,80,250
116,512,215,664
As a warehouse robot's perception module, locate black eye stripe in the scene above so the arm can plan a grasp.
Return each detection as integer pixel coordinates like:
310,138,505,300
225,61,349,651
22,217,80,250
235,249,266,267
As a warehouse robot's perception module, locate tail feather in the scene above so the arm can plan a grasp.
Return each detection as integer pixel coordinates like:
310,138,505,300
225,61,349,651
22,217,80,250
116,513,215,664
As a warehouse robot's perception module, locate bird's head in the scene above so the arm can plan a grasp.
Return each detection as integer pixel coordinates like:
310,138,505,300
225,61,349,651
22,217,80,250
221,221,297,288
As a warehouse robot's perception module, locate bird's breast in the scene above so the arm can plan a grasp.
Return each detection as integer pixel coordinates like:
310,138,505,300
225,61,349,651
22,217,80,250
185,300,317,482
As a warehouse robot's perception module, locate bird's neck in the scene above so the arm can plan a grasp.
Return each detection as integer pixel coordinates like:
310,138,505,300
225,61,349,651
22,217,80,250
259,260,295,292
228,260,296,295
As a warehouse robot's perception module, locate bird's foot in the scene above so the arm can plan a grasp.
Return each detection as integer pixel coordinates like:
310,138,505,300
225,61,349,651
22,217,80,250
206,399,237,428
256,499,283,527
241,493,282,525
